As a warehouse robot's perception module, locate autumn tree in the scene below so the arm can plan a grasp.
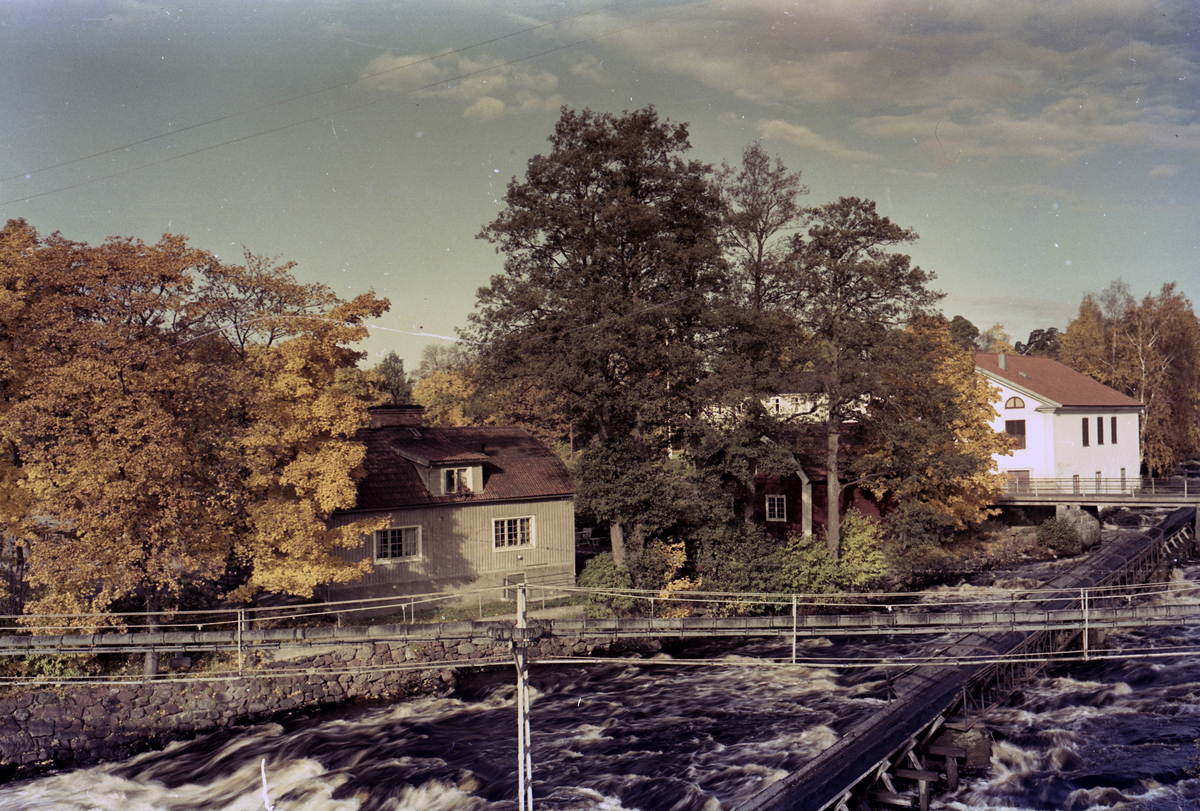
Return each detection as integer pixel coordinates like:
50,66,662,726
976,322,1014,352
471,106,726,565
0,219,388,641
1061,281,1200,475
784,197,942,559
854,317,1014,549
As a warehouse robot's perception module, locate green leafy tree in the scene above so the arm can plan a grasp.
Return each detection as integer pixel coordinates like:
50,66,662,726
470,106,726,565
784,197,942,559
1016,327,1060,358
374,350,413,405
718,141,807,312
948,315,980,351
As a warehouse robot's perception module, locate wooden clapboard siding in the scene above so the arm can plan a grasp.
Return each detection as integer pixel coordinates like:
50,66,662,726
330,497,575,587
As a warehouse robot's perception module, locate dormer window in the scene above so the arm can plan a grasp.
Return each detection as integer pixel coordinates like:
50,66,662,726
443,467,470,494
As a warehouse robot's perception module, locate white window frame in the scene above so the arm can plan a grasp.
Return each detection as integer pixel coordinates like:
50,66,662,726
494,516,535,549
375,526,421,563
765,494,786,522
443,467,470,494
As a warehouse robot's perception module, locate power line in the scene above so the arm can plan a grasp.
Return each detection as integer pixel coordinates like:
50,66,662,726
0,0,723,209
0,0,640,187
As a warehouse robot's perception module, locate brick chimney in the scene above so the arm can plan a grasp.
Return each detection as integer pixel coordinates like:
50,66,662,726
368,405,425,428
998,351,1007,371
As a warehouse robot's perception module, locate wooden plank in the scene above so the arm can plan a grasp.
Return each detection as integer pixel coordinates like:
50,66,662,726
895,768,941,782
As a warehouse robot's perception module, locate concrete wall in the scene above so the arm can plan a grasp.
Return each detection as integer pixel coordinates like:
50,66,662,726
0,629,641,781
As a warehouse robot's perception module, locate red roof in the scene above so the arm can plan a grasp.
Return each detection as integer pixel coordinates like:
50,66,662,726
975,353,1143,409
349,426,574,512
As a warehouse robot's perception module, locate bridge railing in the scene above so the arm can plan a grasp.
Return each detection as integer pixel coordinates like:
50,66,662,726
1000,476,1198,498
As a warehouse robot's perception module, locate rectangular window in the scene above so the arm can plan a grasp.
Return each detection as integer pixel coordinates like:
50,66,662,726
1004,420,1026,450
375,526,420,562
1111,416,1118,445
1097,416,1104,445
494,517,534,549
443,468,470,494
1082,418,1089,447
766,494,786,522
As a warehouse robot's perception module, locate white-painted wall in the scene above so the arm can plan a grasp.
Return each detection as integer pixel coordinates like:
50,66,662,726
986,378,1141,480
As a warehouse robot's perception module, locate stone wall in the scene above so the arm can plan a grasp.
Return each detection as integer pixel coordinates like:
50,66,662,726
0,629,641,781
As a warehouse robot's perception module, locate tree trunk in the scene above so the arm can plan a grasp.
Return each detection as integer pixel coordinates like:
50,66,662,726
744,461,758,523
611,522,626,568
826,423,841,561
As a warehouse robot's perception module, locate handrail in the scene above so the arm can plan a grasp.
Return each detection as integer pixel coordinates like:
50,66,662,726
1000,476,1198,497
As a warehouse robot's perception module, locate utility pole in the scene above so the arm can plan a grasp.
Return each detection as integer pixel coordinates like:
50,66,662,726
514,584,534,810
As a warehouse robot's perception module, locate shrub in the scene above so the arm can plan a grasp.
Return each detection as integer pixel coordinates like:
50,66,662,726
1038,516,1083,556
577,553,635,617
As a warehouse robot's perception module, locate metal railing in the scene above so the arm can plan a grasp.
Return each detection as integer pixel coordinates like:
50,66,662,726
1000,476,1200,498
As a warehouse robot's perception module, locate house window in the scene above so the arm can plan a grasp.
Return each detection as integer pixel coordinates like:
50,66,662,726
1097,417,1104,445
766,494,786,522
1004,420,1026,450
771,397,782,414
375,526,420,562
443,468,470,494
494,517,534,549
1005,396,1025,409
1082,418,1089,447
1111,416,1118,445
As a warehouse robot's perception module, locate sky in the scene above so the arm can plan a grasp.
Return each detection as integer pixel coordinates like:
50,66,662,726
1,0,1196,368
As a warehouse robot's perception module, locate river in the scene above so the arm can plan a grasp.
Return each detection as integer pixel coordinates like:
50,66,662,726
2,563,1199,810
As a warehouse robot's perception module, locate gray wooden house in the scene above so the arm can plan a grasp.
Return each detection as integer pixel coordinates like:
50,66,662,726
327,406,576,603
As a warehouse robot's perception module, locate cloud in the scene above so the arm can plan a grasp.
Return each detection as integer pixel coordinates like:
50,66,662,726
1149,164,1181,177
359,51,562,118
569,0,1199,162
756,120,878,163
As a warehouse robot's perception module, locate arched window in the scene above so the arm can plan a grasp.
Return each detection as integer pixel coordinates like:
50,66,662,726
1005,396,1025,409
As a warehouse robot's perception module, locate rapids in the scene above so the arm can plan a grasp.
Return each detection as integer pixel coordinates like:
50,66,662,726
3,560,1200,810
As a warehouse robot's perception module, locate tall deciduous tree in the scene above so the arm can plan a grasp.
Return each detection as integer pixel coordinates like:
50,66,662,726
785,197,942,559
854,317,1014,548
374,350,413,405
0,219,388,632
1061,281,1200,475
471,106,726,565
718,142,807,312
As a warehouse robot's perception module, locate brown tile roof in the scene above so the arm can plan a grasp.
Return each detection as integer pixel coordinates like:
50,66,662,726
975,353,1143,409
349,426,574,512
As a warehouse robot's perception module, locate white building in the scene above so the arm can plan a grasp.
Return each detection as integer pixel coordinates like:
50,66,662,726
976,352,1143,486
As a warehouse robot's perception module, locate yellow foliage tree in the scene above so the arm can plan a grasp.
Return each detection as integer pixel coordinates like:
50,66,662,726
0,219,389,624
854,316,1015,547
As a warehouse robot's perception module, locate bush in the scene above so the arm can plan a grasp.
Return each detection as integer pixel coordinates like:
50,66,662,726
577,553,635,617
1037,516,1083,556
781,509,889,594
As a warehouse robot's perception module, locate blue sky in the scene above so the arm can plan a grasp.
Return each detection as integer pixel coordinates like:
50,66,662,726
1,0,1196,367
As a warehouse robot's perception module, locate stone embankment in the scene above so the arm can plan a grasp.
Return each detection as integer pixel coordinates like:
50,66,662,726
0,624,636,781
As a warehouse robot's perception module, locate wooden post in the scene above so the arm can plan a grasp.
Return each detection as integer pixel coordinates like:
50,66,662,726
1082,588,1089,662
792,595,797,665
515,584,534,811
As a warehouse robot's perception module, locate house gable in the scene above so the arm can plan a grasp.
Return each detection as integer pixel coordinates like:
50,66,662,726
976,352,1143,480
